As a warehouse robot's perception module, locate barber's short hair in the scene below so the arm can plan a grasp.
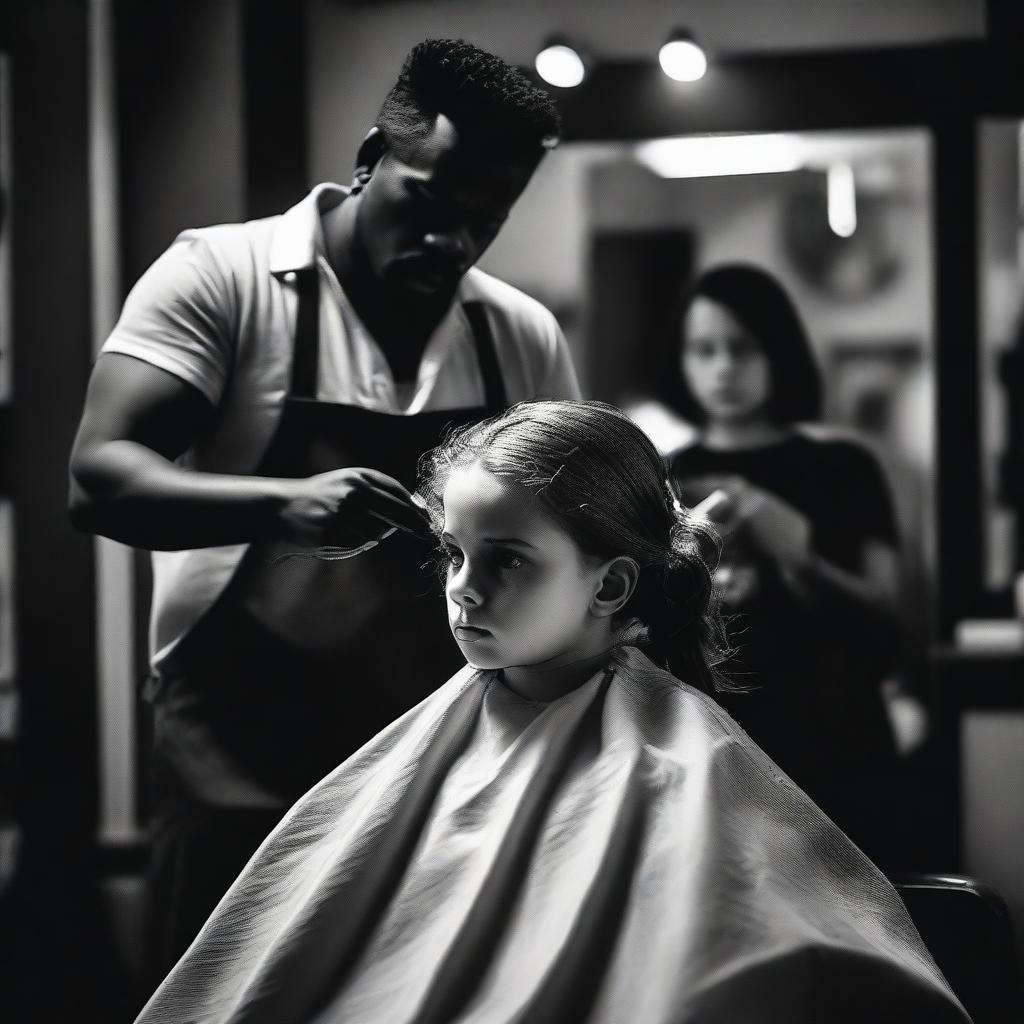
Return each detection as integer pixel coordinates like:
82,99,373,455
376,39,561,165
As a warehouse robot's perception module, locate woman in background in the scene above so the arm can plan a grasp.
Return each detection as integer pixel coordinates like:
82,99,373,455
666,263,905,866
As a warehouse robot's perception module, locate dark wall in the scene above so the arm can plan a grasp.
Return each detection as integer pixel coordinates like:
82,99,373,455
2,2,118,1018
1,1,309,1016
116,0,246,285
116,0,310,285
8,0,95,883
242,0,311,220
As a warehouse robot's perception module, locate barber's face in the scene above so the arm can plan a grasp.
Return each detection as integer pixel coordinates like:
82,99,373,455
355,114,536,296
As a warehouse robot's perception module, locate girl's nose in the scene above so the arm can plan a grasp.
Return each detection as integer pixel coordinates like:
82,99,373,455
448,563,484,608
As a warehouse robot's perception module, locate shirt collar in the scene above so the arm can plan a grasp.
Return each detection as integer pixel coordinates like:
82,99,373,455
268,182,350,275
269,183,482,314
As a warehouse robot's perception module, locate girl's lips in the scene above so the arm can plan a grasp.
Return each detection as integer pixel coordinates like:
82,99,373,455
453,625,490,642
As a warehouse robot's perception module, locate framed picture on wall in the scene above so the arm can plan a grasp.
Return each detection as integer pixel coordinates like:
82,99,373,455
823,337,928,468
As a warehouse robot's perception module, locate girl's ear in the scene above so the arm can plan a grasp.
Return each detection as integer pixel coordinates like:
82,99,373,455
591,556,640,619
351,127,389,193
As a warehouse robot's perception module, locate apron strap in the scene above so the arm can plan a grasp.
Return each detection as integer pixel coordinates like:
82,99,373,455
463,301,508,410
290,267,321,399
290,272,507,410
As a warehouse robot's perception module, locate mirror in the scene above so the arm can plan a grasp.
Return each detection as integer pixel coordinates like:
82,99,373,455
480,126,936,682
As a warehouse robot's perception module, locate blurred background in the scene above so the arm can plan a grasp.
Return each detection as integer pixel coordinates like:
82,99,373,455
2,0,1024,1020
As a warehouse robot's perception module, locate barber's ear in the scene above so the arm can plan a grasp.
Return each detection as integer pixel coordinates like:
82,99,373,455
591,556,640,619
351,126,388,193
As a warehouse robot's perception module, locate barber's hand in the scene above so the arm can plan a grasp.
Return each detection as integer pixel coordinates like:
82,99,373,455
278,467,432,548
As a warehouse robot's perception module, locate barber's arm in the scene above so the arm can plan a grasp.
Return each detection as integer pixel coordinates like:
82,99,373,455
69,354,427,550
70,232,427,551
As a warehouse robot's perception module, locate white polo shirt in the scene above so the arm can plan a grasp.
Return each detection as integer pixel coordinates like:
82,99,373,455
101,183,580,669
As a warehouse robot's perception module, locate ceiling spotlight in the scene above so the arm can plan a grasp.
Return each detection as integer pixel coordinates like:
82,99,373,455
658,30,708,83
535,38,587,89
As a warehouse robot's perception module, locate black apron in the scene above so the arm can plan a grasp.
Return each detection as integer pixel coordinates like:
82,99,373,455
159,267,508,803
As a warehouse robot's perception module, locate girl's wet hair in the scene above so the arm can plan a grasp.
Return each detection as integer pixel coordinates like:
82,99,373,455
418,400,733,693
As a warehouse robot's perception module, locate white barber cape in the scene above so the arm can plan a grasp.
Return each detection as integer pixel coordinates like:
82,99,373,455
136,646,969,1024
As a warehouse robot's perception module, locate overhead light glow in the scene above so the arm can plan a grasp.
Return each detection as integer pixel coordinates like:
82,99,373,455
827,162,857,237
658,37,707,82
635,134,805,179
535,43,586,89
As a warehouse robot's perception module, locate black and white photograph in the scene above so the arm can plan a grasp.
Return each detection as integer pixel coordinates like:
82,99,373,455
1,2,1023,1022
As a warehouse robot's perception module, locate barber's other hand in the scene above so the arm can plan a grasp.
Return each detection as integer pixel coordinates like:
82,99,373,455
277,467,431,547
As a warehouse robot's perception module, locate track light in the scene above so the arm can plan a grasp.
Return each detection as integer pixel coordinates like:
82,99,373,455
535,38,587,89
658,30,708,82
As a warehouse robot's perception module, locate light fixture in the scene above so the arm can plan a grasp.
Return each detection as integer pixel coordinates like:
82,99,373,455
534,38,587,89
827,162,857,237
658,30,708,83
635,133,805,179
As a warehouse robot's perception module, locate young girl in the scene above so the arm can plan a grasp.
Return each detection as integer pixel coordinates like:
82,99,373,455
135,400,967,1024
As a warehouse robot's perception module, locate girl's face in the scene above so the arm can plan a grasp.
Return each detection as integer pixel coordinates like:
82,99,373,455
681,297,773,424
441,461,608,672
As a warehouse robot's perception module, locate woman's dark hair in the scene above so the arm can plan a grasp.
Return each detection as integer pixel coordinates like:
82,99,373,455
377,39,561,166
418,400,733,694
662,263,823,425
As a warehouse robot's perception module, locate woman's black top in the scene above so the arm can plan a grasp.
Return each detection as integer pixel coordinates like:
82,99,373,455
667,431,900,800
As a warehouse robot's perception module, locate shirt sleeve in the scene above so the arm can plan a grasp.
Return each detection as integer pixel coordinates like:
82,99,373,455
538,314,582,400
838,441,899,547
100,232,236,406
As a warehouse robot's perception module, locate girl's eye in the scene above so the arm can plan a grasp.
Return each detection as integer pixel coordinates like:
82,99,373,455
442,545,464,568
495,549,526,570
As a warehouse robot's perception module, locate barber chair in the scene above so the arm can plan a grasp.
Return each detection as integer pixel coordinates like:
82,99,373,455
892,873,1023,1024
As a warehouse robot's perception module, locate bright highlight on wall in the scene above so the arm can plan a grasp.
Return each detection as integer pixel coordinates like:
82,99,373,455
635,133,805,178
827,161,858,237
535,42,586,88
658,36,708,82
